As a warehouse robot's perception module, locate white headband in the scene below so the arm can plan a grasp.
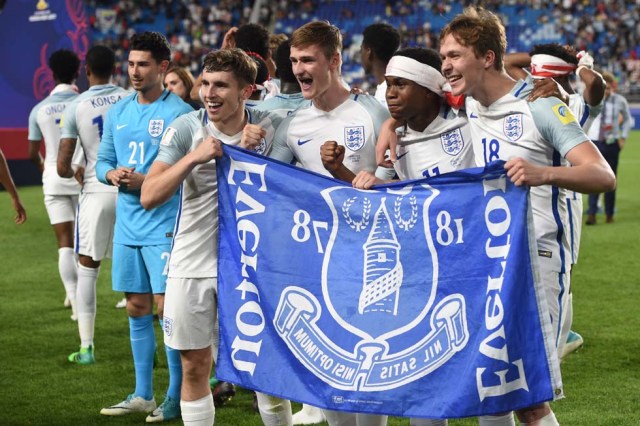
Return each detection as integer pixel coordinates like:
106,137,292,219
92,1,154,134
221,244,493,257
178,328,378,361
385,55,451,96
530,54,577,78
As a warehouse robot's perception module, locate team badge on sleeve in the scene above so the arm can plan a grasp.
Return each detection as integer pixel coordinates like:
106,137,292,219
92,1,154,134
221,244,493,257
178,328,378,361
148,119,165,138
503,113,523,141
160,127,176,146
344,126,365,151
552,103,577,125
440,128,464,156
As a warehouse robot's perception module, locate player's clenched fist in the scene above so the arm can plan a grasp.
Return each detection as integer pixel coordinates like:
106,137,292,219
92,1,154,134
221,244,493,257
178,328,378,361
190,136,223,164
504,157,548,187
240,124,266,151
320,141,345,172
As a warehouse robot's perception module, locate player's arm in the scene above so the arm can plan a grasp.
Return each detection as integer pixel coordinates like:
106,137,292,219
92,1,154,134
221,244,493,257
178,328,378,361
578,67,605,107
268,119,295,163
27,106,44,173
57,138,77,178
528,78,569,104
0,149,26,224
27,140,44,174
574,51,605,107
141,135,223,210
503,52,530,80
376,117,403,167
505,142,615,193
96,111,121,186
506,97,615,193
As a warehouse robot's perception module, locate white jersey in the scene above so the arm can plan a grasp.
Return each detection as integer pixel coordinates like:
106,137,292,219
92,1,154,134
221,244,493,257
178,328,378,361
466,77,588,273
394,105,474,180
28,84,82,195
565,92,603,264
60,84,129,193
253,92,307,119
270,93,393,178
374,81,387,106
156,108,281,278
568,92,602,135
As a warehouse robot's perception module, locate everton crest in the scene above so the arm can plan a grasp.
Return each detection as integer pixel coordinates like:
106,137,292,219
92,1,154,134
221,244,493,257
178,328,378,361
440,128,464,156
148,119,164,138
503,114,523,142
274,185,469,391
344,126,365,151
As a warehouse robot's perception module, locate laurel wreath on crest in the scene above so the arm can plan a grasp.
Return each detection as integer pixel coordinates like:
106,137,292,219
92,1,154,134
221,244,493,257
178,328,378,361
342,197,371,232
394,195,418,231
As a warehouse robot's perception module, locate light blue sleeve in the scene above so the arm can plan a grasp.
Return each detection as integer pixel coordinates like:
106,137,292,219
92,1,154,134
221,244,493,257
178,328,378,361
96,107,117,184
155,115,194,166
268,116,295,163
27,103,42,141
60,98,80,139
528,97,589,157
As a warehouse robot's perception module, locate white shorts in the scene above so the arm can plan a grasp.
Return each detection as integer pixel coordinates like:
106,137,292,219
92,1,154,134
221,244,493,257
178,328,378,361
75,192,117,261
538,259,571,357
163,277,217,351
44,194,78,225
567,193,583,264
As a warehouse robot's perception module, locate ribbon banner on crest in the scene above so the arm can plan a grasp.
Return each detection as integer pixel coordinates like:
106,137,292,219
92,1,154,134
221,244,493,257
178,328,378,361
215,145,563,419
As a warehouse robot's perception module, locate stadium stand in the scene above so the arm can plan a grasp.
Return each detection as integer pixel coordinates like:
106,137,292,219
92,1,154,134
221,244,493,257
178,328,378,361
86,0,640,103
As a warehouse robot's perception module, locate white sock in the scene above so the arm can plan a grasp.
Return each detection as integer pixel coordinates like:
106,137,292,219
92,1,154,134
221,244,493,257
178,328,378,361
76,264,99,347
256,392,292,426
480,413,515,425
520,411,559,426
181,393,214,426
410,419,448,426
58,248,78,317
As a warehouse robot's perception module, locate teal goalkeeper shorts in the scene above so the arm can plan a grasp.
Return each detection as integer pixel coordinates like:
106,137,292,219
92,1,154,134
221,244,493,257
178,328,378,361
112,243,171,294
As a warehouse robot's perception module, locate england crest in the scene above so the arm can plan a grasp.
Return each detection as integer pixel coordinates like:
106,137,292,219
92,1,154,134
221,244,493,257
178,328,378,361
344,126,365,151
274,184,469,391
440,128,464,156
148,119,165,138
504,113,523,142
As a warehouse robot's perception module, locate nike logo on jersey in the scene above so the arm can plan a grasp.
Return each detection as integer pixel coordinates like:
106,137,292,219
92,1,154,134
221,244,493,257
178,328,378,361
297,138,312,146
469,112,478,119
117,124,128,130
396,151,409,160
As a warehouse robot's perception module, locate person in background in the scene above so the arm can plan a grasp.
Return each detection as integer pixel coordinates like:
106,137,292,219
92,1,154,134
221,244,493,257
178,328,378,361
360,23,401,106
27,48,82,319
164,65,202,110
586,71,632,225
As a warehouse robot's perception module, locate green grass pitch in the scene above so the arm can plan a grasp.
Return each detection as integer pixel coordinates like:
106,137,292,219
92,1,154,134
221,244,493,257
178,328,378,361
1,133,639,425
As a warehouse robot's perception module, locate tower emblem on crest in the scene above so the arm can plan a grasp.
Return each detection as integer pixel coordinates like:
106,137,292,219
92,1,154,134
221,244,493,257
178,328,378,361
274,185,469,391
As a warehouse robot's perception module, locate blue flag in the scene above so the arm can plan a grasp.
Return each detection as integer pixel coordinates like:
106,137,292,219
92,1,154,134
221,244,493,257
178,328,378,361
215,145,562,419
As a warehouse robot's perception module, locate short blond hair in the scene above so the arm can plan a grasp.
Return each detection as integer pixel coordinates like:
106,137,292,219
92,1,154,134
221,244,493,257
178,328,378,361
440,7,506,71
291,21,342,60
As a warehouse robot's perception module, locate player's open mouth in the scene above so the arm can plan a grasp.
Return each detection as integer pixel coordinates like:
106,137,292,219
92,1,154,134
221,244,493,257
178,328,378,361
206,101,222,112
298,77,313,89
446,75,462,85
